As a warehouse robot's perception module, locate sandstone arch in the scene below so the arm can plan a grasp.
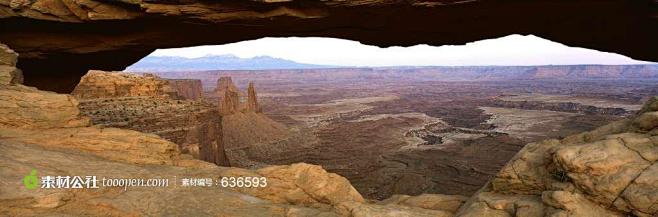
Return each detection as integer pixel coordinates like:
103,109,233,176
0,0,656,92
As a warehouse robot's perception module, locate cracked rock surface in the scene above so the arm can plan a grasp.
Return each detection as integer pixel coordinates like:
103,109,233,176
457,96,658,217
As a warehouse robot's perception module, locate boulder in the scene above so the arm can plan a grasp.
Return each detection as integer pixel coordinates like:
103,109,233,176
553,136,651,206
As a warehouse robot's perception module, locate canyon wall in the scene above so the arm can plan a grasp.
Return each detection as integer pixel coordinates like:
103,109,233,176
166,79,204,100
73,70,229,166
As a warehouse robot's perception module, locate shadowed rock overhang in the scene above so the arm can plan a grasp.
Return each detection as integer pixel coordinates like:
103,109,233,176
1,0,657,92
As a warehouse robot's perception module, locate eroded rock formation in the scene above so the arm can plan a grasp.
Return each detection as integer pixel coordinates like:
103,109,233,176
216,76,238,94
214,76,288,164
456,97,658,217
71,70,178,99
73,70,229,166
216,76,240,114
167,79,204,100
1,0,657,92
247,81,261,112
217,76,262,115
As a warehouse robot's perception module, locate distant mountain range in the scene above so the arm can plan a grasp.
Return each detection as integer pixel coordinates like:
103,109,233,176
125,55,333,72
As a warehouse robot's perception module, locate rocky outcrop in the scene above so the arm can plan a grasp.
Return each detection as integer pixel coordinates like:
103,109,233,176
72,70,178,99
247,81,261,112
73,70,228,166
77,96,230,166
1,0,657,92
456,96,658,217
0,43,22,85
221,88,240,115
167,79,204,100
217,76,240,114
217,76,263,115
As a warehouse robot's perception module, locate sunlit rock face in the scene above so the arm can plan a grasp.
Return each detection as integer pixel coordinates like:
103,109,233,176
457,97,658,217
72,70,178,99
1,0,656,92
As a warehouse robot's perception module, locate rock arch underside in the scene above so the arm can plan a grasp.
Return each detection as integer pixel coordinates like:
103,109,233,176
2,1,658,217
1,0,657,92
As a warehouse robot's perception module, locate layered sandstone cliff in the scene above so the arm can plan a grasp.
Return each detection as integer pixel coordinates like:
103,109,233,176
72,70,178,99
73,70,229,166
167,79,204,100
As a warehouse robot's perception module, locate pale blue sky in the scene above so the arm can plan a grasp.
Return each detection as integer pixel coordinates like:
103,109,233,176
150,34,652,66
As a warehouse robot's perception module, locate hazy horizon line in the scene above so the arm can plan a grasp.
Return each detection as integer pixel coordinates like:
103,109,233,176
126,63,658,73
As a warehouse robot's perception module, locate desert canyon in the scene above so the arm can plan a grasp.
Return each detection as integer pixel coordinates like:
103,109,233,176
1,40,658,216
1,0,658,216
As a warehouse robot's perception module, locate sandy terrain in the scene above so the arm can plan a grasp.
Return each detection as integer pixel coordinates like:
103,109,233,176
480,107,578,141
